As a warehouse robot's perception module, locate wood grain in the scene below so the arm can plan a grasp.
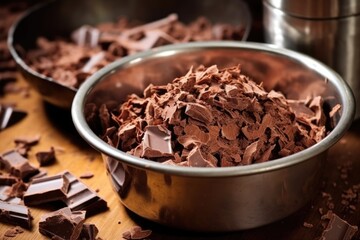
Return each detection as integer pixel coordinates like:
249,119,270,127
1,75,360,239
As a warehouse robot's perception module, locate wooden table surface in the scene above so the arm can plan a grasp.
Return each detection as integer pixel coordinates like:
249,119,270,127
1,73,360,239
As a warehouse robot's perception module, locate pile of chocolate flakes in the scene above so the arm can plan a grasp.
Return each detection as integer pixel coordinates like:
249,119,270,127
94,65,339,167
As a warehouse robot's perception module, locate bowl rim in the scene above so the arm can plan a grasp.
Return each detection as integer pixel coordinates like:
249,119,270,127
7,0,79,94
71,41,355,177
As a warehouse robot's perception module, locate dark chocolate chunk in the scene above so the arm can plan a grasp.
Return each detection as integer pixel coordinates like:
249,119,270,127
35,147,56,166
0,201,32,229
0,150,39,180
62,171,108,217
0,105,27,131
23,173,70,206
0,173,18,186
39,207,85,240
79,223,99,240
320,212,358,240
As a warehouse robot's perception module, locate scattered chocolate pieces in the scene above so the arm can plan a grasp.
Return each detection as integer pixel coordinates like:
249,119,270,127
122,226,152,240
79,171,94,179
35,146,56,166
98,65,335,167
0,201,32,229
62,171,108,217
23,173,70,206
0,150,39,180
39,207,86,240
320,212,358,240
0,104,27,131
25,14,245,89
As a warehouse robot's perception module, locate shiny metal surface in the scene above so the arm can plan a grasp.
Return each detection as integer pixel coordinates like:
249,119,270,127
7,0,251,109
71,41,355,231
265,0,360,18
263,1,360,119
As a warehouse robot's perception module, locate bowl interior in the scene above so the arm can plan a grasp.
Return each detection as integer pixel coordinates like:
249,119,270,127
73,41,355,176
8,0,252,108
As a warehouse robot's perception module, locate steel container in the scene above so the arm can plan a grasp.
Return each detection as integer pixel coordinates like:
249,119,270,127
71,41,355,231
263,0,360,119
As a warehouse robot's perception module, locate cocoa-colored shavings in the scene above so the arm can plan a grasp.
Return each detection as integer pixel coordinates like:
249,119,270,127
99,65,334,167
25,14,245,89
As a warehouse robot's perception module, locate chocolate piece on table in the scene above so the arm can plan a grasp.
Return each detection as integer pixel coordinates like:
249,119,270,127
0,105,27,131
39,207,85,240
79,223,99,240
35,147,56,166
62,171,108,217
0,173,18,186
0,201,32,229
79,171,94,179
0,150,39,180
8,181,28,199
23,173,70,206
320,212,358,240
122,225,152,240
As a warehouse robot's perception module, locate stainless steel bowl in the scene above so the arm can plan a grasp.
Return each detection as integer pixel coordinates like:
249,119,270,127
7,0,251,109
71,41,355,231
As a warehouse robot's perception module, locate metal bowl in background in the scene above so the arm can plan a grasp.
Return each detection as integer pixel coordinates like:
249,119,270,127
263,0,360,119
71,41,355,231
7,0,252,109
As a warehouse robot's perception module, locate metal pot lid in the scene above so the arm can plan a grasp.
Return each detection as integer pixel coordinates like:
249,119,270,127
264,0,360,19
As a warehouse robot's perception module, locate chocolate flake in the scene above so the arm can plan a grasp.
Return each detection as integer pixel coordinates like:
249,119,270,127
99,65,334,167
320,212,358,240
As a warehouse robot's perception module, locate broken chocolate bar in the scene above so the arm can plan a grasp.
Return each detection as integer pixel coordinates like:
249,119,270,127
0,150,39,180
0,201,32,229
39,207,85,240
62,171,108,216
23,173,70,205
320,212,358,240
